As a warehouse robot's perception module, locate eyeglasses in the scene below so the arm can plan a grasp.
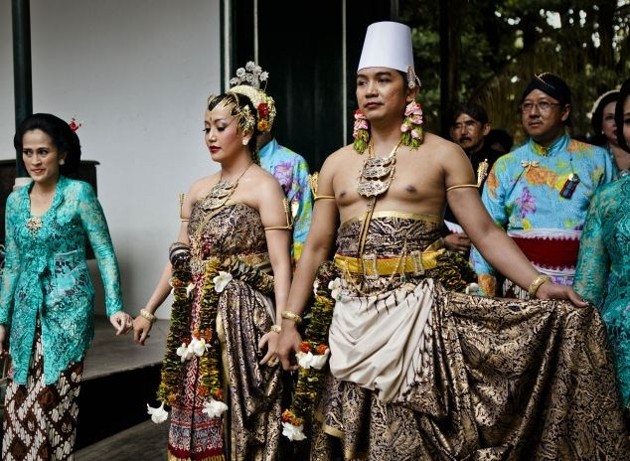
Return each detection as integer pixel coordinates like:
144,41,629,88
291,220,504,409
520,101,562,113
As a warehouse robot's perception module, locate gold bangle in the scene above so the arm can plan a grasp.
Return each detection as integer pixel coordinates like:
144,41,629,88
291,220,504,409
140,309,157,324
270,324,282,334
527,274,551,297
281,311,303,325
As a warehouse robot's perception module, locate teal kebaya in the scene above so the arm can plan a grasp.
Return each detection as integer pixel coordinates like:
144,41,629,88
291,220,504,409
0,176,123,385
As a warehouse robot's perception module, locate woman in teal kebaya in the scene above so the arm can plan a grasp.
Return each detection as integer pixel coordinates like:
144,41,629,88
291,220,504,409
0,113,133,460
574,78,630,418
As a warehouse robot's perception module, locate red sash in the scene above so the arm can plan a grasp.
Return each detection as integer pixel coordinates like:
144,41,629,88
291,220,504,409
511,236,580,269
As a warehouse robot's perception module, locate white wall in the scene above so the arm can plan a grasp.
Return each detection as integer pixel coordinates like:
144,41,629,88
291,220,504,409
1,0,221,317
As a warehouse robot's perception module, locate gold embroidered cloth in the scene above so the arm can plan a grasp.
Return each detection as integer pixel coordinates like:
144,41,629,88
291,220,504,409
311,213,630,460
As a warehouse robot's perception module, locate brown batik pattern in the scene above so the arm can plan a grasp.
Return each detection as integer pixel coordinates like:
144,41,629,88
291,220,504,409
311,215,630,460
167,202,282,461
2,327,82,461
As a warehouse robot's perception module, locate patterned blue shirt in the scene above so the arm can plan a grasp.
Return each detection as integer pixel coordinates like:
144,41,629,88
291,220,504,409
259,138,313,262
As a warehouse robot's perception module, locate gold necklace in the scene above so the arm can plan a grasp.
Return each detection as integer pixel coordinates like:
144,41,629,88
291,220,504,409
356,142,400,198
204,162,253,211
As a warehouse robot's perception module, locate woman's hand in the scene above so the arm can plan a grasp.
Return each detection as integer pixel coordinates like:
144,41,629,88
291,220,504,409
277,322,302,371
259,330,280,367
110,312,134,335
536,281,589,307
132,316,154,346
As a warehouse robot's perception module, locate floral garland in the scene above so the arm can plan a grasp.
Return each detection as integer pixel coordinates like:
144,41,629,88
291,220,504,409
352,101,425,154
149,253,274,424
281,261,338,441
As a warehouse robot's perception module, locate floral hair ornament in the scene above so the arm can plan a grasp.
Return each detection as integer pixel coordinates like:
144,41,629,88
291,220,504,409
229,61,277,133
68,117,82,132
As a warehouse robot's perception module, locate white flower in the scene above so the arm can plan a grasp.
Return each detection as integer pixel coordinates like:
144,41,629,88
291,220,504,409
328,278,342,300
296,348,330,370
236,67,246,77
229,77,239,86
245,61,255,71
253,65,262,75
282,421,306,441
312,279,320,295
260,71,269,81
186,283,195,298
189,337,208,357
176,343,193,362
202,397,228,418
213,271,233,293
147,402,168,424
465,283,480,295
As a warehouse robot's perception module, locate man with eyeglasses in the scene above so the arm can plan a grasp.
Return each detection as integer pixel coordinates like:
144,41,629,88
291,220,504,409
471,72,615,298
444,102,504,256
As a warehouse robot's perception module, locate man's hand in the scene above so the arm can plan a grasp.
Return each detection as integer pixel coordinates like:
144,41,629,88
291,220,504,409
536,281,589,307
277,322,302,371
444,232,471,254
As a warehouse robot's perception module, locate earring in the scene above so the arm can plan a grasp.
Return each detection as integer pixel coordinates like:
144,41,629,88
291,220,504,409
352,109,370,154
400,101,424,149
242,139,249,145
59,159,66,165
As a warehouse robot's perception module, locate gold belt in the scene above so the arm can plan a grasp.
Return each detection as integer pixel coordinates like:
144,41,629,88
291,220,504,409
334,249,444,278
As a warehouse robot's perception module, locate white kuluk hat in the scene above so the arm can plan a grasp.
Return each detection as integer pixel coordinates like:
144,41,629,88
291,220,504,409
357,21,420,88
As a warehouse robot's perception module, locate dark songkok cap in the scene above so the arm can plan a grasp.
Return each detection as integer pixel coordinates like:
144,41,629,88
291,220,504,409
520,72,571,106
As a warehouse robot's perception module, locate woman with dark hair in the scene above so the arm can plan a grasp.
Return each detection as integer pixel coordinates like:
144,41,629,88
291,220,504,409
0,112,132,460
132,91,291,460
590,89,629,178
574,78,630,419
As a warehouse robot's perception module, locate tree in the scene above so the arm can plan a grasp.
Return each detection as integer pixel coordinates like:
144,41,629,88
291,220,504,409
401,0,630,144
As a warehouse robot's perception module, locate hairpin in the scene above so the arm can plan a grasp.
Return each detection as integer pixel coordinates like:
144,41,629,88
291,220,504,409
229,61,269,90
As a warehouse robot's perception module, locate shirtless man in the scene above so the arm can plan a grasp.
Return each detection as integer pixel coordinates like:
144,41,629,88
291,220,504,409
277,20,628,461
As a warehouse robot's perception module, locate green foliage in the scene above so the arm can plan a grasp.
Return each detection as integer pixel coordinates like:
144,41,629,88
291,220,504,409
401,0,630,141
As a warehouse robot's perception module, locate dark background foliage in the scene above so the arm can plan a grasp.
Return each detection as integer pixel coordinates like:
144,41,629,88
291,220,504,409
400,0,630,144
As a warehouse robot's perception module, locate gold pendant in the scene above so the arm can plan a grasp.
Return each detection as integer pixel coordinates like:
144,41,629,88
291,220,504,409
204,180,237,210
357,151,397,198
26,216,42,233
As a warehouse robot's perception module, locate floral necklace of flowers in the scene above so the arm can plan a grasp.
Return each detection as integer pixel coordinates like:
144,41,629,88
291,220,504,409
148,259,229,424
281,262,337,441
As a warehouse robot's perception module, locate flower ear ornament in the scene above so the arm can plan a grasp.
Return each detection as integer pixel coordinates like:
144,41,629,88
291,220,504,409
400,101,424,149
352,109,370,154
353,100,425,154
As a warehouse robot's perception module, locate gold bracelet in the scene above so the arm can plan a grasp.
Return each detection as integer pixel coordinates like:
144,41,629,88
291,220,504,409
281,311,303,324
140,309,157,324
270,324,282,334
527,274,551,297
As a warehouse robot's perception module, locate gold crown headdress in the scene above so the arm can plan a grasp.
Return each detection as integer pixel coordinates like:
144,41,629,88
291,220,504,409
229,61,277,133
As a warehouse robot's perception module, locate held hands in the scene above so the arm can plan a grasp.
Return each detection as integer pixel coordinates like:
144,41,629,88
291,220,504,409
277,322,303,371
443,232,471,254
110,311,134,336
259,329,281,367
132,309,155,346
